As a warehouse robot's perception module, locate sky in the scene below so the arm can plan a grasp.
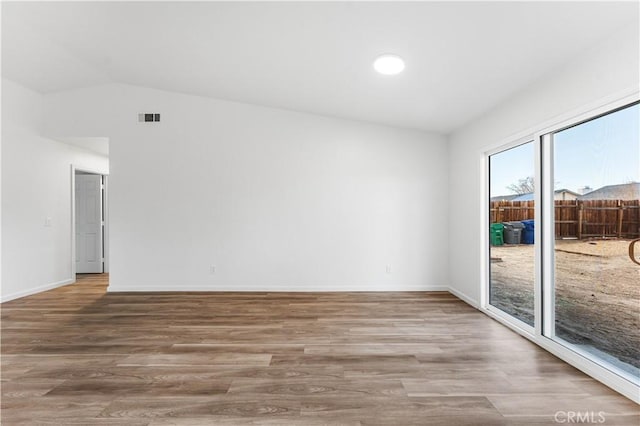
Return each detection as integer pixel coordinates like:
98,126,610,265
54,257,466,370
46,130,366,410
490,102,639,196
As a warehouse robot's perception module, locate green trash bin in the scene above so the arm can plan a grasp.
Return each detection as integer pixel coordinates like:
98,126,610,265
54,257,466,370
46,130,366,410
490,223,504,246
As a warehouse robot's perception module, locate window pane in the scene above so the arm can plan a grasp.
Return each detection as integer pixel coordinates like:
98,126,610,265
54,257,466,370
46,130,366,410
553,102,640,379
489,142,535,326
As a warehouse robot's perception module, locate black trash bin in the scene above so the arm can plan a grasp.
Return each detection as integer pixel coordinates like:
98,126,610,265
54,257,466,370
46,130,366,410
503,221,524,244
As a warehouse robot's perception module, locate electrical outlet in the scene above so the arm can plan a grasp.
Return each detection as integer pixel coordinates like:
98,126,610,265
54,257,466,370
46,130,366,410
44,217,52,227
210,265,216,274
385,265,392,274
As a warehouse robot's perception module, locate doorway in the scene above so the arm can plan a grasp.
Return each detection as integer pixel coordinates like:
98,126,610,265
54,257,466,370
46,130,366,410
73,168,108,276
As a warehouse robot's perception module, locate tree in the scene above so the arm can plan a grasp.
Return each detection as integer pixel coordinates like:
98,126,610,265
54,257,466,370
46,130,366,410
507,176,534,195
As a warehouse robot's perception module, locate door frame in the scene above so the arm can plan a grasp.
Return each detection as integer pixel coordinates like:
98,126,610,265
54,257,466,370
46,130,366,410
71,164,109,278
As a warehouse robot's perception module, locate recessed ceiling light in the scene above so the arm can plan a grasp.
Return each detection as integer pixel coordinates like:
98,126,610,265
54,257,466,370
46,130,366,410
373,54,405,75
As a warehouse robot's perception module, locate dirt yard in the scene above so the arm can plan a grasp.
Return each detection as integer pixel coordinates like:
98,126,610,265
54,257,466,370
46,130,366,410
490,239,640,373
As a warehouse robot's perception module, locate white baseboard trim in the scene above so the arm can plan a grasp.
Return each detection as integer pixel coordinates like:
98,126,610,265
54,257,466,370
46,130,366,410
107,283,451,293
447,286,479,308
1,278,75,303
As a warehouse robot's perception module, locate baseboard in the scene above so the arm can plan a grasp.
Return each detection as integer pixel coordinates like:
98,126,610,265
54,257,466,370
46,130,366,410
1,278,75,303
107,283,451,293
447,286,479,308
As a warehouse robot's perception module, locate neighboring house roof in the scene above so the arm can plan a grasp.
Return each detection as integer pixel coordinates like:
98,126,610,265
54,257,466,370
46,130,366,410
490,194,519,202
512,193,534,201
510,189,581,202
555,189,581,197
579,183,640,200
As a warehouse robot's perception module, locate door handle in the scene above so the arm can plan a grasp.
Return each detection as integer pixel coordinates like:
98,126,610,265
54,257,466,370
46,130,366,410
630,239,640,266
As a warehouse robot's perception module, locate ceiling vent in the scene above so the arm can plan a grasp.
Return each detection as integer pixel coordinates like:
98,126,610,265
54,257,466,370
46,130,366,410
138,113,160,123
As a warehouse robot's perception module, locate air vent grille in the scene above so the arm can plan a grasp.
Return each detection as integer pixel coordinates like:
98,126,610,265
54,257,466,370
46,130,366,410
138,113,160,122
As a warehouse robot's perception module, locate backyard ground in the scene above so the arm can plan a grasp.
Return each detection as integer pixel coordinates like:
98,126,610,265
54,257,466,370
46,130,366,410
490,239,640,373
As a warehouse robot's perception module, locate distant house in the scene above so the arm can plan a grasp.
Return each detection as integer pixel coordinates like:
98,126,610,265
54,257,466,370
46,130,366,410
554,189,581,201
579,183,640,200
510,193,534,201
509,189,580,202
490,194,519,202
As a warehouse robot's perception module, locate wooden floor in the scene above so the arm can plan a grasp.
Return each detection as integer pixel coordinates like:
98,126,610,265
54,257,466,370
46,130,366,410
1,275,638,425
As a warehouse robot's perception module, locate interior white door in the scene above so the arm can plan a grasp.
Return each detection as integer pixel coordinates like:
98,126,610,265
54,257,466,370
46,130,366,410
76,174,103,273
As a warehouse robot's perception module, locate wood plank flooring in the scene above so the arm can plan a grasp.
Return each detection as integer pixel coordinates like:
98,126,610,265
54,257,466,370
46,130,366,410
1,274,638,425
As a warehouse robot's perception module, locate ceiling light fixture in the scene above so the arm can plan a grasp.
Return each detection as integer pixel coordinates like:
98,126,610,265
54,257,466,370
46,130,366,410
373,54,405,75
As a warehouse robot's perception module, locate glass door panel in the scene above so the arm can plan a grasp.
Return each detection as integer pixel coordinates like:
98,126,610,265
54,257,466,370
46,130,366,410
551,102,640,379
489,142,536,327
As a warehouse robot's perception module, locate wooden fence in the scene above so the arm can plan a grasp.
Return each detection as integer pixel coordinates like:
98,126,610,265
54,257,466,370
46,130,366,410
490,199,640,239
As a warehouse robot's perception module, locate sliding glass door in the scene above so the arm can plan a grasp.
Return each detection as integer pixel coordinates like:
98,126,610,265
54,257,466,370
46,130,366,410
487,99,639,390
549,102,639,380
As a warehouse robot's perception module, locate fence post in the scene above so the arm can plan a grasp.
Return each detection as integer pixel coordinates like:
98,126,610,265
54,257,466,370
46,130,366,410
617,200,624,238
577,201,583,240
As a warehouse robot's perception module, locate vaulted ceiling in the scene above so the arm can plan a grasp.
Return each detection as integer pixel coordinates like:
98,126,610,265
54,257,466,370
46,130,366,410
2,2,637,133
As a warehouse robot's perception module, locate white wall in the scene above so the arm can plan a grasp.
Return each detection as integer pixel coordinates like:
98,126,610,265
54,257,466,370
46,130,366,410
447,24,639,305
1,79,109,302
43,84,448,291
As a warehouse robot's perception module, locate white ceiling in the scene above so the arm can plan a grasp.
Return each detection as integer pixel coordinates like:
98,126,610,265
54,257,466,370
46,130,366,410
2,2,638,133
